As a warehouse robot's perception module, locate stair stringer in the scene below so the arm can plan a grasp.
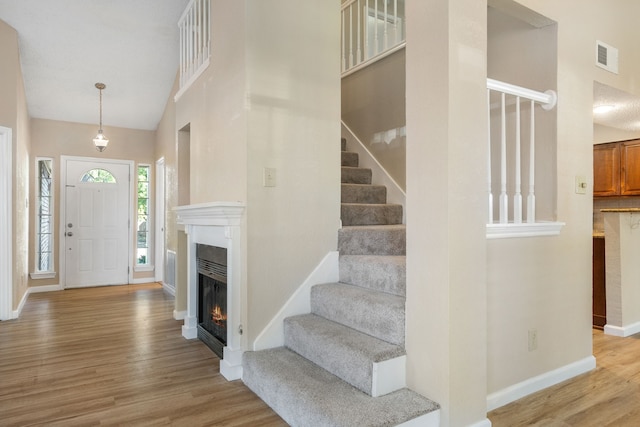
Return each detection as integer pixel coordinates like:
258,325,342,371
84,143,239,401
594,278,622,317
373,355,407,397
251,251,339,351
341,120,406,223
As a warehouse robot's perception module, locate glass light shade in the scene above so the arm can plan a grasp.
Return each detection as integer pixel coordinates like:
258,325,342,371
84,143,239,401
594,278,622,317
93,130,109,152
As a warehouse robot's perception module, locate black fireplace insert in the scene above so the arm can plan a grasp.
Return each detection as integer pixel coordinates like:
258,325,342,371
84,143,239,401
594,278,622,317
196,244,227,358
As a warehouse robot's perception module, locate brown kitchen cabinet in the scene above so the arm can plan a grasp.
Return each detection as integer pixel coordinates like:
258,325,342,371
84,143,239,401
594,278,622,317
594,142,620,196
621,140,640,195
594,139,640,196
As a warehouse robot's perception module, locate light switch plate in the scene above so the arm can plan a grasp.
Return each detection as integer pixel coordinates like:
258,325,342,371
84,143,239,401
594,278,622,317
575,175,587,194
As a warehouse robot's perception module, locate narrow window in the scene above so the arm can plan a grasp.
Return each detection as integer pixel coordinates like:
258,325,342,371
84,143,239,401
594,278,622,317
136,165,151,266
35,158,54,274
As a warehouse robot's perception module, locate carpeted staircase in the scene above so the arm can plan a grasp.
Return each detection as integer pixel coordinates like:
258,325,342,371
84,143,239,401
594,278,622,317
242,138,440,426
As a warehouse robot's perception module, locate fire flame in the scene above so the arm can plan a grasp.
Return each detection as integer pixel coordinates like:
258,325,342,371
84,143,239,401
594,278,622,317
211,305,227,325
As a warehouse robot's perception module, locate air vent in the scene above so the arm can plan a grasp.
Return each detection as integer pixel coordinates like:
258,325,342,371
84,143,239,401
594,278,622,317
596,40,619,74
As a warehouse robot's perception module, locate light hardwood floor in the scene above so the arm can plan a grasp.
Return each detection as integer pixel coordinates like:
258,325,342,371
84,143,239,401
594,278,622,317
489,329,640,426
0,283,286,427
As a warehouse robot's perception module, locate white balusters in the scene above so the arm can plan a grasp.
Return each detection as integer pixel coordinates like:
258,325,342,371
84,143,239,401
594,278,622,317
499,92,508,224
487,89,493,224
486,79,556,226
349,2,354,68
528,100,536,223
514,97,522,224
342,0,405,76
178,0,211,91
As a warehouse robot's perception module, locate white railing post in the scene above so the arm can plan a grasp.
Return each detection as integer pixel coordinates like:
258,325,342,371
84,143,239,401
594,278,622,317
487,89,493,224
527,99,536,223
342,10,346,71
514,97,522,224
393,0,398,46
356,0,361,66
349,3,354,68
499,92,508,224
364,0,370,61
383,0,389,51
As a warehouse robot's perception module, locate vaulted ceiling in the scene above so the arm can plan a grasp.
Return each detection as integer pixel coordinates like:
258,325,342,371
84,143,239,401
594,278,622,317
0,0,190,131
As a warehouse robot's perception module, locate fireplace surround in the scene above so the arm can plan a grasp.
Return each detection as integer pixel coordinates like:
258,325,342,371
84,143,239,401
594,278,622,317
175,202,246,380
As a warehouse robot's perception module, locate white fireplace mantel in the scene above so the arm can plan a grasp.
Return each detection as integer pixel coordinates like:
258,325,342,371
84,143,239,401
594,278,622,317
175,201,246,380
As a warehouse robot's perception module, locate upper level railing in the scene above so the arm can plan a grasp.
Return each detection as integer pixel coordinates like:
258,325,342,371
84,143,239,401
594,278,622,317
176,0,210,99
341,0,405,76
486,79,563,238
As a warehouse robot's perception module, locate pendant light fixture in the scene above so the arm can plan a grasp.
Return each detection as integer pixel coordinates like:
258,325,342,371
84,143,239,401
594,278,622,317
93,82,109,152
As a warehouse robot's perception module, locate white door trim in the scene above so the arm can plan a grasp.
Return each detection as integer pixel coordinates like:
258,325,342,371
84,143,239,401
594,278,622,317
0,126,13,320
155,157,165,283
59,156,134,288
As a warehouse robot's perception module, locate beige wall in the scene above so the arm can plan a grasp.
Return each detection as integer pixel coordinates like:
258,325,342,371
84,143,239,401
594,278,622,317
405,1,488,426
487,6,557,222
483,0,640,405
173,0,340,344
342,49,406,190
594,123,640,144
0,19,30,310
29,118,156,288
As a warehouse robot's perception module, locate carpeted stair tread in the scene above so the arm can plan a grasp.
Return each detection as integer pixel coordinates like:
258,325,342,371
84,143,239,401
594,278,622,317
340,255,406,296
311,282,405,346
339,224,406,256
342,151,359,167
341,183,387,204
284,313,405,396
342,166,372,184
243,347,439,427
341,203,403,226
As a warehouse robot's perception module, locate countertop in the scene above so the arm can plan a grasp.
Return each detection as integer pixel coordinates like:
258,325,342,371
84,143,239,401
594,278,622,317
600,208,640,213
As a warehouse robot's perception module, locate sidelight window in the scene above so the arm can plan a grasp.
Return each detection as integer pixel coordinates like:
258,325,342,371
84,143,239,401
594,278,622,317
136,165,151,266
33,158,55,278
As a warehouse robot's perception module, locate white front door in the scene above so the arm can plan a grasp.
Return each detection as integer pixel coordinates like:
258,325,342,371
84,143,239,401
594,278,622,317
64,158,131,288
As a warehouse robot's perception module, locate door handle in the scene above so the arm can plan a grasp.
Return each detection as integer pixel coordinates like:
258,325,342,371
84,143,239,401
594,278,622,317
66,231,73,237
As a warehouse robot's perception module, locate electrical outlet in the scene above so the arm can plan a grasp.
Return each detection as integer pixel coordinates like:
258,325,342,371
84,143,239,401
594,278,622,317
528,329,538,352
263,167,276,187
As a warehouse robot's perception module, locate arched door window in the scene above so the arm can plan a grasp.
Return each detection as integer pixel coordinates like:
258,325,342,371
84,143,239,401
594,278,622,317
81,168,116,183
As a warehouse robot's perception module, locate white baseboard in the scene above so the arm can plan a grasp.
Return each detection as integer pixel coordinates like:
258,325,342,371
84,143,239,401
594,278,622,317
29,284,63,293
162,281,176,296
129,278,157,285
467,418,492,427
252,251,339,351
12,284,63,318
604,321,640,337
396,409,440,427
173,309,186,320
487,356,596,411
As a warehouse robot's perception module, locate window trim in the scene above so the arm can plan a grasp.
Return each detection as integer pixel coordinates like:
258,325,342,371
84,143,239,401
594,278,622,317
33,157,55,277
136,164,152,268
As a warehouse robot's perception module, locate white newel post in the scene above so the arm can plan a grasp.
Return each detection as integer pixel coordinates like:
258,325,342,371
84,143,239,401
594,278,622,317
175,202,246,381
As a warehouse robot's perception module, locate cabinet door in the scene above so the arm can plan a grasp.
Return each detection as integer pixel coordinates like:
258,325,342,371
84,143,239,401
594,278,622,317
621,140,640,195
594,143,620,196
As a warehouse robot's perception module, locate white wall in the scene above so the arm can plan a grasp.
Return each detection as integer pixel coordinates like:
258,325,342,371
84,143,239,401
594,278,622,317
29,118,157,287
0,19,30,309
173,0,340,346
484,0,640,407
405,1,488,426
